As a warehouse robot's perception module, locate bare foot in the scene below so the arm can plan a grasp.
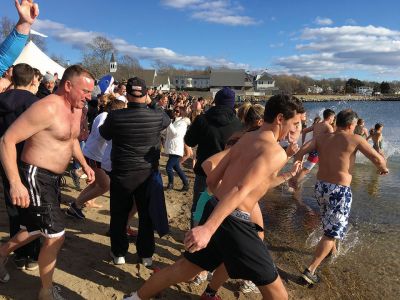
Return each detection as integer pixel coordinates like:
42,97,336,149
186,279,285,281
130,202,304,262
85,200,103,209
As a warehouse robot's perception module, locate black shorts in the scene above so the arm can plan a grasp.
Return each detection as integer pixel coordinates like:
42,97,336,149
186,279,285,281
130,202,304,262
184,198,278,286
18,162,65,238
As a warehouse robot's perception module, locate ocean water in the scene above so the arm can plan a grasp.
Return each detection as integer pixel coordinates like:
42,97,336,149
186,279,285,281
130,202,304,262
261,101,400,299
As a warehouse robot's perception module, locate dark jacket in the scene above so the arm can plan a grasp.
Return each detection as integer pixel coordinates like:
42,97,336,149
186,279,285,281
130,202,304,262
0,89,38,157
99,102,171,172
184,105,242,176
36,83,51,99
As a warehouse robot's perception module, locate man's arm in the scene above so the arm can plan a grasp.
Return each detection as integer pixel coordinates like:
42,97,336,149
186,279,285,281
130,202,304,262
202,149,231,193
161,110,171,130
0,100,53,207
0,0,39,76
293,138,317,163
72,139,95,184
357,137,388,174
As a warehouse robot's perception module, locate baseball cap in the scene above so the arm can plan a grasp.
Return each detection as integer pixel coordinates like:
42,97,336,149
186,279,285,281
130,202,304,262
126,77,147,97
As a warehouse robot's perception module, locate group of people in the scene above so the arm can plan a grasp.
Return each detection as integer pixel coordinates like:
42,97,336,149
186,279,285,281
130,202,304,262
0,1,390,300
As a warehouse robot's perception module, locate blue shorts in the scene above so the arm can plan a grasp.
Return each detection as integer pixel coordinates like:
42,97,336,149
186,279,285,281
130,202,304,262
315,180,352,240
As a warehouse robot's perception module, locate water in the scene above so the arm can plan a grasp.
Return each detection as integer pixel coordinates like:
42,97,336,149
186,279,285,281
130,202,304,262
261,101,400,299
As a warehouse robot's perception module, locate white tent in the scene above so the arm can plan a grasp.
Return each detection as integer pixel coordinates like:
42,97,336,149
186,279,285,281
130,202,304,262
14,41,66,77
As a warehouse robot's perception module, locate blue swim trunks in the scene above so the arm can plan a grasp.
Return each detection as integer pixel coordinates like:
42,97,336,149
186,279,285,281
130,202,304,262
315,180,352,240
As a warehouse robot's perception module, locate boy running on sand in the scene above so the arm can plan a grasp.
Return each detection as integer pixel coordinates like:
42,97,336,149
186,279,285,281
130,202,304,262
123,95,304,300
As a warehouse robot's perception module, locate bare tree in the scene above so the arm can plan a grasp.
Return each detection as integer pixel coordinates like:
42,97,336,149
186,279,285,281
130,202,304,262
81,36,115,78
114,54,142,81
50,54,68,67
0,16,14,41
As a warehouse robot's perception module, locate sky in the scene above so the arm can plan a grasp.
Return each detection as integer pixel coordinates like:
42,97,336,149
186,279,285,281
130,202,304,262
2,0,400,80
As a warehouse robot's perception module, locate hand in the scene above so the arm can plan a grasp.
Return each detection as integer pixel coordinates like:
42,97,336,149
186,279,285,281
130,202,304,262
286,142,299,158
82,164,95,184
15,0,39,26
184,225,213,253
10,181,30,208
378,168,389,175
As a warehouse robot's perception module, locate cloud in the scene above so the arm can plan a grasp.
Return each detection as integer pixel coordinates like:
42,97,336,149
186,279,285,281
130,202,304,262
161,0,260,26
314,16,333,26
32,19,248,69
269,43,284,48
345,18,357,25
274,25,400,78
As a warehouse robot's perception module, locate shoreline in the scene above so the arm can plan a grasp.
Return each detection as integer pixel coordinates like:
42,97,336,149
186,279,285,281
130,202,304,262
294,94,400,102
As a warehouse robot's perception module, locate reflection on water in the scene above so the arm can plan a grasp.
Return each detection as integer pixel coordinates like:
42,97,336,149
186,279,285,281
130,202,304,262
260,101,400,299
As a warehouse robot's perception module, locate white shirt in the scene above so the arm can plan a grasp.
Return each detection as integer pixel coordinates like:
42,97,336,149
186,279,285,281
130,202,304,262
101,141,112,172
83,112,109,162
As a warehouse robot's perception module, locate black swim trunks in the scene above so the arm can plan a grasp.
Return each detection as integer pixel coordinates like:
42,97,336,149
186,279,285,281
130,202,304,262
18,162,65,238
184,198,278,286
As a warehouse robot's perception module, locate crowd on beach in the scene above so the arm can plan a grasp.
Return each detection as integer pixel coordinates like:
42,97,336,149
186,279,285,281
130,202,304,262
0,2,391,300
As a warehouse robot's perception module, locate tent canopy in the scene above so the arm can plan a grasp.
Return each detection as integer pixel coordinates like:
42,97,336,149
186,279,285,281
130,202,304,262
14,41,66,77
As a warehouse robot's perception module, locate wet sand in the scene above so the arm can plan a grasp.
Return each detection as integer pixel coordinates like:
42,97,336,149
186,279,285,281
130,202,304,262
0,156,395,299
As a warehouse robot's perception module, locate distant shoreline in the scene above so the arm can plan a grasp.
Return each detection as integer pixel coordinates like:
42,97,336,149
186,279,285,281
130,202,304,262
294,94,400,102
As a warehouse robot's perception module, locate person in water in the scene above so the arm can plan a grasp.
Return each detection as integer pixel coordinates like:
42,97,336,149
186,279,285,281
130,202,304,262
367,123,384,158
354,118,369,138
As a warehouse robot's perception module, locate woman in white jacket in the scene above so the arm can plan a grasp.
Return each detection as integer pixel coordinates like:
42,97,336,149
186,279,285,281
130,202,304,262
164,106,191,191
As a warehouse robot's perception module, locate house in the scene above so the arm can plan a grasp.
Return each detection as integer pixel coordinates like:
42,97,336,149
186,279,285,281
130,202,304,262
173,75,210,89
154,73,171,91
307,85,323,94
355,86,373,96
255,72,275,91
210,69,247,90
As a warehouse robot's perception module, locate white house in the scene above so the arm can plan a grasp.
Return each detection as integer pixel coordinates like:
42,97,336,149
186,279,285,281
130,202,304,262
355,86,373,96
307,85,323,94
173,75,210,89
255,72,275,91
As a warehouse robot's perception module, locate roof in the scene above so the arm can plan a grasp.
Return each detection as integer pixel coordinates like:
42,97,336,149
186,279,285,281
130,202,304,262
154,74,170,86
132,69,156,87
256,72,274,82
210,69,246,87
110,53,116,63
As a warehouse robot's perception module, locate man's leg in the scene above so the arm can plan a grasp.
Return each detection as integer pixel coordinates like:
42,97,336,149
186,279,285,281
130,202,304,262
137,258,203,300
109,175,133,257
38,235,65,290
134,178,155,260
307,235,336,274
207,264,228,291
0,229,40,260
190,174,207,227
165,155,174,187
257,276,288,300
75,167,110,208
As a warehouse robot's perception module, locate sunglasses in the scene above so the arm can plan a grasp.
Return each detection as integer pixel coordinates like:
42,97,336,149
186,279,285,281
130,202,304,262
174,110,180,113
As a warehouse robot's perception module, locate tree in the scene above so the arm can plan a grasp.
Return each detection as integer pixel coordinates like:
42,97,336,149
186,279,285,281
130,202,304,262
51,54,68,68
1,16,47,51
345,78,364,93
81,36,115,78
114,54,142,81
0,16,14,41
380,81,391,94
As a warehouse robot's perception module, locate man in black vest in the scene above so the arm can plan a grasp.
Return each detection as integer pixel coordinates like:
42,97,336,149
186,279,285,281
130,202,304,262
99,77,170,266
0,63,40,272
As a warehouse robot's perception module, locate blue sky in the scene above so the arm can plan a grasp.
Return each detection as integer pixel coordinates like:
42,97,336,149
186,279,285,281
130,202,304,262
2,0,400,80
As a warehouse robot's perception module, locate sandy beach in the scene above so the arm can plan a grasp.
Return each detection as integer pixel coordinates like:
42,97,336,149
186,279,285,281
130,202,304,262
0,155,375,300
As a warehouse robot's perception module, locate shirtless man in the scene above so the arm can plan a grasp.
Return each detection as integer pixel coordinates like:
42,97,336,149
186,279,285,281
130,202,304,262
123,94,304,300
293,109,388,284
0,65,95,300
290,109,335,189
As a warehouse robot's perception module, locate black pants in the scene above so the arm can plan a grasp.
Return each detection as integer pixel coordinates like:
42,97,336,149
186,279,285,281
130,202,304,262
109,168,154,258
1,170,40,260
